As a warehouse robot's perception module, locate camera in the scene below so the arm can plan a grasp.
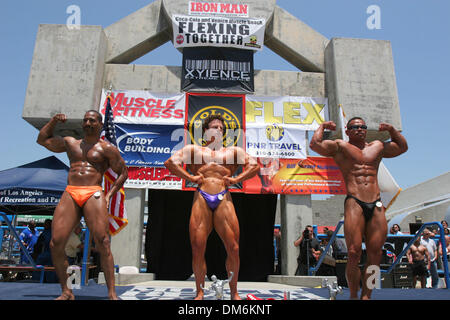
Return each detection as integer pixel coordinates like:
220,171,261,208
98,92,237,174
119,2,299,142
303,228,310,240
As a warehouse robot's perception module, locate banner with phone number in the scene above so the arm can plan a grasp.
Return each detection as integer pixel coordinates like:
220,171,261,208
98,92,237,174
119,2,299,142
243,157,347,195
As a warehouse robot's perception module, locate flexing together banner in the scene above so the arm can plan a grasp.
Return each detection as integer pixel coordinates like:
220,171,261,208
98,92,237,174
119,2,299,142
172,14,265,51
100,90,345,194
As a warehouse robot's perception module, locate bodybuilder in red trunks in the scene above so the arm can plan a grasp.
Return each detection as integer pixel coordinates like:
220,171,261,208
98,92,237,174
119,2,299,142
165,114,259,300
37,111,127,300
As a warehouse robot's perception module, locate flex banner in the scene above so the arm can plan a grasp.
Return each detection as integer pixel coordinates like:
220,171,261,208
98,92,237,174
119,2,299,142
172,14,265,51
243,157,347,195
245,96,329,159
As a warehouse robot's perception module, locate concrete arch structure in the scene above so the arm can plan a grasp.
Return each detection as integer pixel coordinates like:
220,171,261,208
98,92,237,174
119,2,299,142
22,0,402,275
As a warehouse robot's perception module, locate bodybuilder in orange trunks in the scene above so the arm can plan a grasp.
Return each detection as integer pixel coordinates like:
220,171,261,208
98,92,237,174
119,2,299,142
37,112,128,300
165,114,259,300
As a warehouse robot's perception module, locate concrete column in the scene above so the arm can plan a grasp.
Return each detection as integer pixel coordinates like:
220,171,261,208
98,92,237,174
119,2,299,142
325,37,402,142
280,194,312,275
23,24,108,138
110,188,146,269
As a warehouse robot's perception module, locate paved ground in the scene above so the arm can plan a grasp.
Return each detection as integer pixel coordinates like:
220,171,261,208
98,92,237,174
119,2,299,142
1,280,450,300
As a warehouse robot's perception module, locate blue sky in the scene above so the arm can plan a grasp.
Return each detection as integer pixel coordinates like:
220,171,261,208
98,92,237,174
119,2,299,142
1,0,449,190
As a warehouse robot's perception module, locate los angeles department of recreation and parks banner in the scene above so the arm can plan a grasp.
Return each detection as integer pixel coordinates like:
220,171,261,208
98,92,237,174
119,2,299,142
172,14,265,51
245,96,329,159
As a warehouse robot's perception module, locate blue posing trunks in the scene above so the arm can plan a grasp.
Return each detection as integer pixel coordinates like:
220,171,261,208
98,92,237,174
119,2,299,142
197,188,228,211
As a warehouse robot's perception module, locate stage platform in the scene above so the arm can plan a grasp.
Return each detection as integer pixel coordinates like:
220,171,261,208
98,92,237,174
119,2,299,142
0,280,450,300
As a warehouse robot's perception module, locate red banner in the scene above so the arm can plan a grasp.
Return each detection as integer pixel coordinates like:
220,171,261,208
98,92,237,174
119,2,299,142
243,157,347,195
125,166,182,189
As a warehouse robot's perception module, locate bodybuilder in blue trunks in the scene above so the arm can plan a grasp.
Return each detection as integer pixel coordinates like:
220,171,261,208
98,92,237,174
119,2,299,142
310,117,407,299
164,114,259,300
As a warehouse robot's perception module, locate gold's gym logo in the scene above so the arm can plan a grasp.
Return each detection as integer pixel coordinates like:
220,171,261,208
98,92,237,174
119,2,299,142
265,124,284,142
189,106,241,147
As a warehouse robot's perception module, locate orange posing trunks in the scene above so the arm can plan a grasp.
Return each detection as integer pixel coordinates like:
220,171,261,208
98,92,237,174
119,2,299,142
65,185,103,207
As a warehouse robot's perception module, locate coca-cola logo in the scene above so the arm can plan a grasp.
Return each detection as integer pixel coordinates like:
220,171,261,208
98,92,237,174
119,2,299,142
176,34,184,45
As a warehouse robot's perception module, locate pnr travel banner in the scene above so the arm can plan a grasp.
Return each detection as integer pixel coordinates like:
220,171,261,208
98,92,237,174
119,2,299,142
172,14,265,51
245,125,307,159
245,96,329,159
243,157,346,195
99,90,185,125
114,123,184,168
125,167,182,189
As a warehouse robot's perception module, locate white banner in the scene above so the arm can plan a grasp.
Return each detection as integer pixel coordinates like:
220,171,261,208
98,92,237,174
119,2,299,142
99,90,185,125
246,126,307,159
246,95,329,131
245,96,328,159
172,14,265,51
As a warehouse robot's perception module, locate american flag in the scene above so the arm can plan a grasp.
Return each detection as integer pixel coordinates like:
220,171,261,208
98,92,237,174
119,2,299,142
101,94,128,235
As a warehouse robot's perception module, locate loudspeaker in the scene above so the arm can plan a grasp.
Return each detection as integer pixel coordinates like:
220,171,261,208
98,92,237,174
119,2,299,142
381,273,393,288
335,262,348,287
409,223,423,235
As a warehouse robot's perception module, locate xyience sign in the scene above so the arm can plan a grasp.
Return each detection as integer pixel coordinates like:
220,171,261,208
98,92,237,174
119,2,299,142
189,1,249,17
172,14,265,51
182,47,254,93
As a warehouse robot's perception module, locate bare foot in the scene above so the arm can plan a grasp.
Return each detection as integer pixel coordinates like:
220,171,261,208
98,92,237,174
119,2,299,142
55,291,75,300
194,291,204,300
109,293,120,300
231,293,242,300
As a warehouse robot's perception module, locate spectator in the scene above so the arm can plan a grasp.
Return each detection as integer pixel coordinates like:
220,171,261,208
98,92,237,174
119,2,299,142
420,228,439,288
441,220,450,234
32,219,57,283
273,226,281,274
65,224,82,265
294,225,321,275
317,230,337,276
19,220,40,264
438,222,450,266
33,219,52,261
407,238,430,289
390,224,403,235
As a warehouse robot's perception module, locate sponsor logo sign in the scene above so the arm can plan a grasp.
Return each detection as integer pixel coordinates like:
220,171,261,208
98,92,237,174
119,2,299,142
172,14,265,51
182,47,254,93
99,90,185,125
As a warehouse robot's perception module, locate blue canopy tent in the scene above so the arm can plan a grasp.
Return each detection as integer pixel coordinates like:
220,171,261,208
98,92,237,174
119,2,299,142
0,156,68,215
